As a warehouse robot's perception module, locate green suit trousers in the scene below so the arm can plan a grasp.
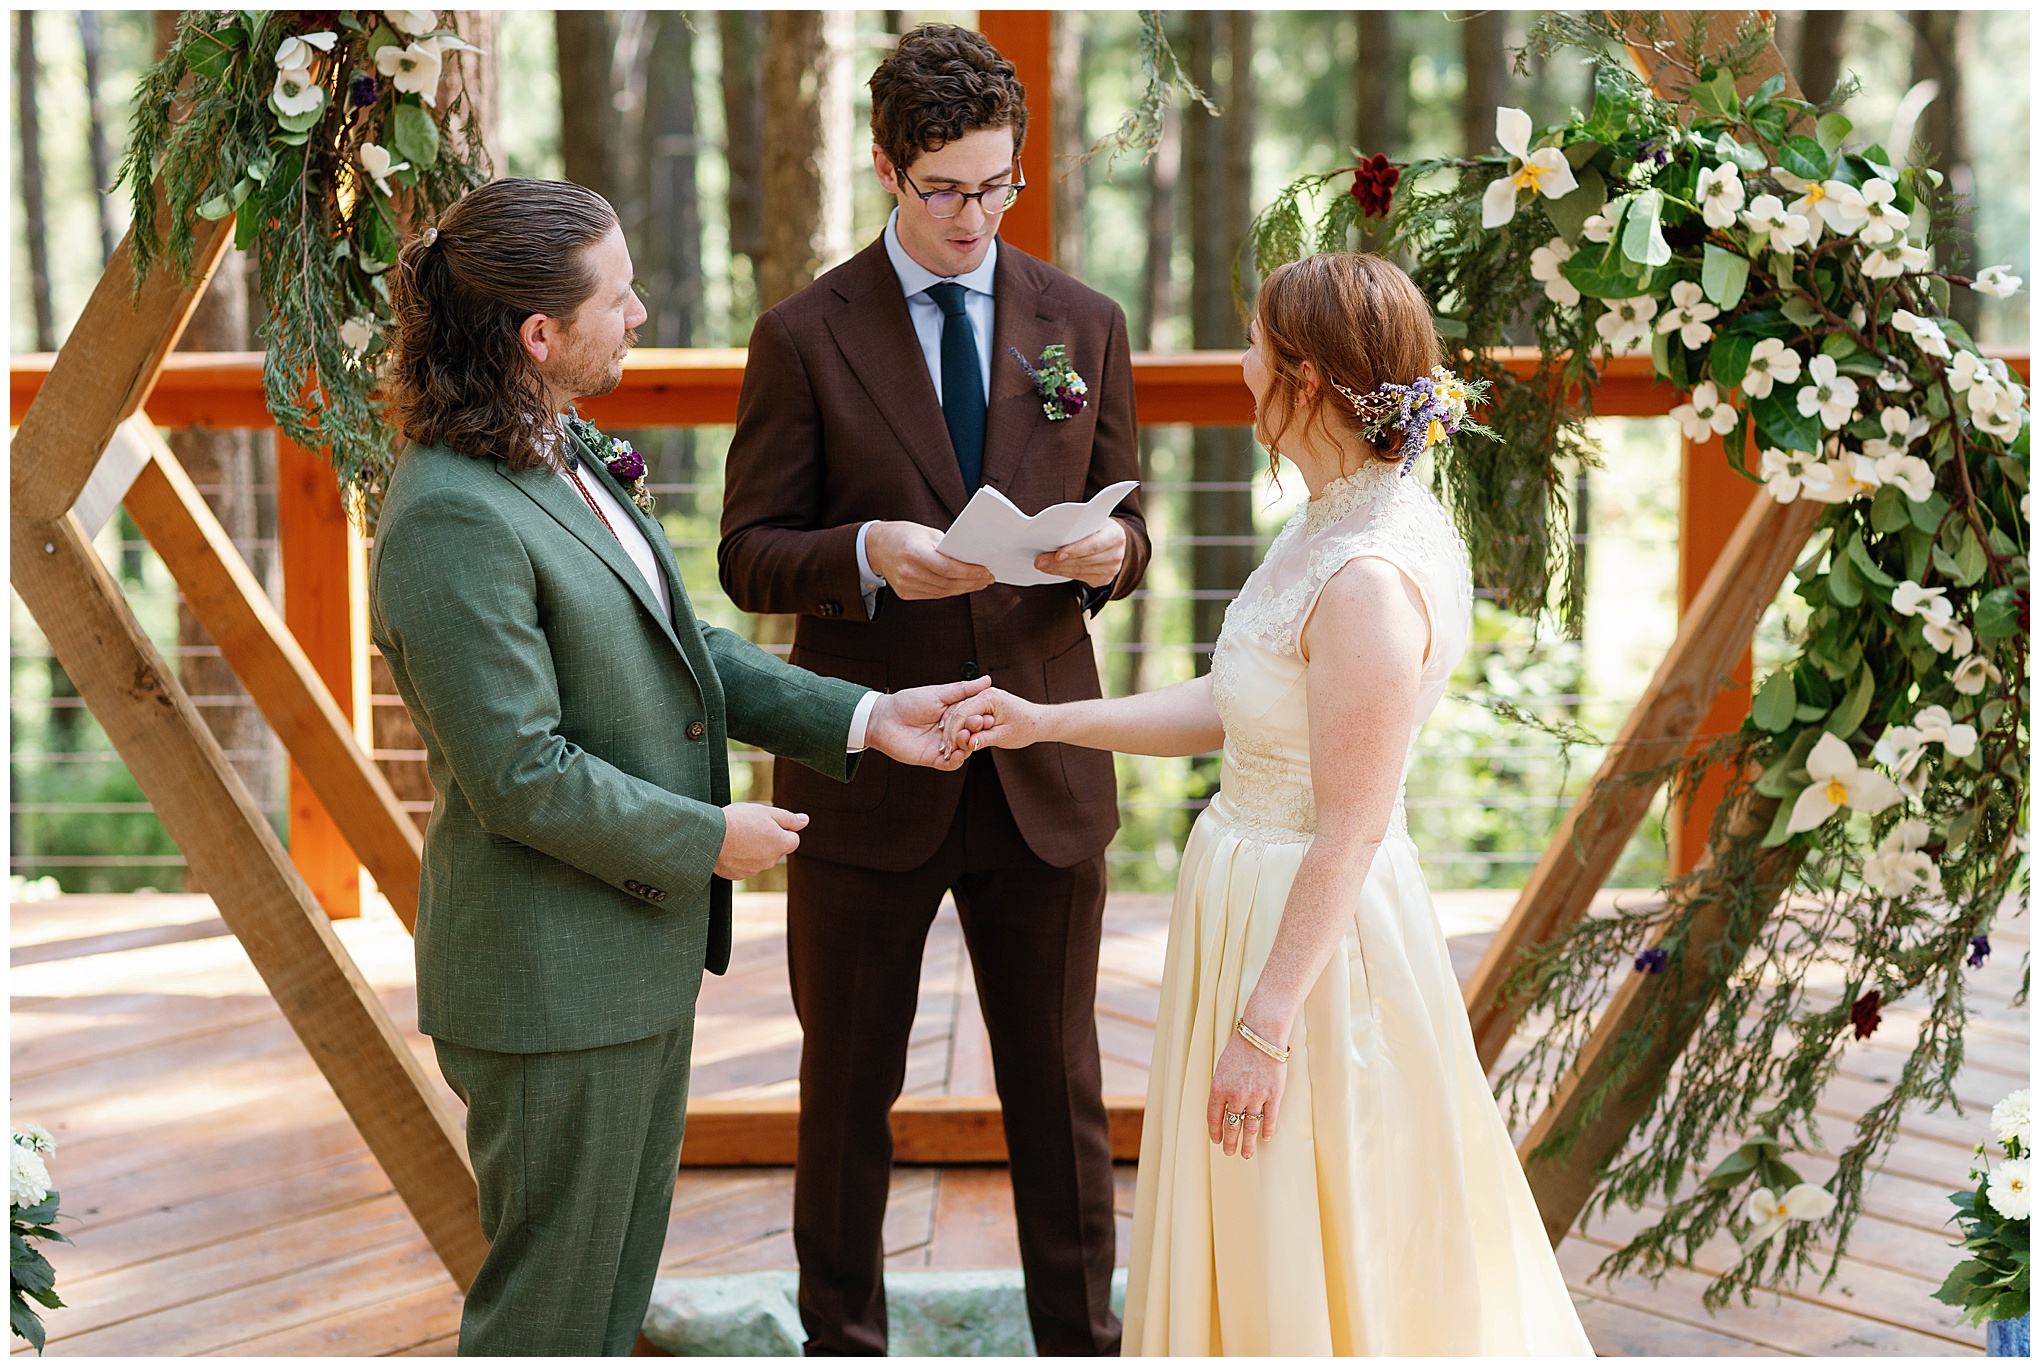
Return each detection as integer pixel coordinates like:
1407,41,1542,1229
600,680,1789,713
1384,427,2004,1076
434,1024,695,1356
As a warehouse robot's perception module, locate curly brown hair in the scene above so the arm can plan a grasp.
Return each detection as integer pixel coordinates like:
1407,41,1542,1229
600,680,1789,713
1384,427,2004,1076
869,24,1028,175
1253,253,1442,478
383,178,617,472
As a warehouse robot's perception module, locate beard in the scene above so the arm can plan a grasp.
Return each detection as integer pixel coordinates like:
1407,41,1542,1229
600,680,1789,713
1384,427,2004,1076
554,325,639,402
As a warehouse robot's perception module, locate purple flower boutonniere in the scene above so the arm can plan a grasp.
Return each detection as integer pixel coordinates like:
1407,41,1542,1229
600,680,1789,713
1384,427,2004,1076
565,413,656,515
1010,344,1089,422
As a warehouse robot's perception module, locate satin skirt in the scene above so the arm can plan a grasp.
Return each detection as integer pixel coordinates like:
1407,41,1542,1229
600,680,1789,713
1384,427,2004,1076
1123,796,1595,1356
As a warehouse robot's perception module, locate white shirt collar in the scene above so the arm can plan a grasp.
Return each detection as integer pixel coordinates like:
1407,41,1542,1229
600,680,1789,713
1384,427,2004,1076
883,208,999,299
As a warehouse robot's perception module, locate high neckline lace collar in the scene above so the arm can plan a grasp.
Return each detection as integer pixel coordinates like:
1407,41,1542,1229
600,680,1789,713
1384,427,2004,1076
1303,459,1403,536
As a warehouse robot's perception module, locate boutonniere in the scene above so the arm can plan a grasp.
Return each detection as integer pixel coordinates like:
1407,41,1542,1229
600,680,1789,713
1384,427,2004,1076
564,412,656,515
1009,344,1089,422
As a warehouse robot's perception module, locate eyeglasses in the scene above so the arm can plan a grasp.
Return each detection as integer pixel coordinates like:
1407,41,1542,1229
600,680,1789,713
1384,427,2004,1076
898,166,1025,220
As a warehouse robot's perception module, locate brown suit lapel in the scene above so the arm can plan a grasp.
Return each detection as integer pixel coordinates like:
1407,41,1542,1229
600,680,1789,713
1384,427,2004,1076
982,249,1070,501
824,240,970,518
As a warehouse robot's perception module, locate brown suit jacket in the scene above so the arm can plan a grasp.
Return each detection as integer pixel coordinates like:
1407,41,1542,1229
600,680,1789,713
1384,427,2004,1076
719,235,1149,871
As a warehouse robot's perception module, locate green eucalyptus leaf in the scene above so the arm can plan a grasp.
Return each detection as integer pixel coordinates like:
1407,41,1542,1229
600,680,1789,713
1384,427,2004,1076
1816,112,1853,154
392,101,441,170
1716,133,1768,174
1910,489,1950,534
1820,332,1861,362
1710,331,1757,393
273,92,326,134
1753,668,1798,733
1846,533,1898,587
1650,327,1672,382
1975,585,2022,639
1827,544,1863,606
1702,242,1750,310
1870,484,1910,534
1828,662,1875,738
1621,188,1672,268
1781,295,1823,328
1952,528,1988,585
196,192,234,221
366,22,401,56
1778,134,1830,182
1544,166,1606,243
336,11,366,31
1565,241,1649,300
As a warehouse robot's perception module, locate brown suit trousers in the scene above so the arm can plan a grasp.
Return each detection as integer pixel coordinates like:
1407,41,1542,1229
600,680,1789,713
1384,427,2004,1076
720,236,1145,1354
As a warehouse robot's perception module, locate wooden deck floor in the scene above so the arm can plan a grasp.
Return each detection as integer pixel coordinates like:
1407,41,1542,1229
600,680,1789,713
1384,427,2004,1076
11,886,2023,1356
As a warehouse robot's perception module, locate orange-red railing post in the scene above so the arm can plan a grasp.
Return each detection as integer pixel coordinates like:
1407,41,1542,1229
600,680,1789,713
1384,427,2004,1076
276,434,368,919
975,10,1054,264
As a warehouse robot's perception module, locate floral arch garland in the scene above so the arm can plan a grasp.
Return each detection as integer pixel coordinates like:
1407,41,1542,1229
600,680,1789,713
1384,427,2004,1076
1251,14,2027,1307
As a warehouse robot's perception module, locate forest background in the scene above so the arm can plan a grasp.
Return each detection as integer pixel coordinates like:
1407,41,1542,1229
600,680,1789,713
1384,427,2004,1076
9,10,2031,896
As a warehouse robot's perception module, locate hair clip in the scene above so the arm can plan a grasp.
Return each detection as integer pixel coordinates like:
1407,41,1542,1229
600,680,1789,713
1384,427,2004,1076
422,226,440,246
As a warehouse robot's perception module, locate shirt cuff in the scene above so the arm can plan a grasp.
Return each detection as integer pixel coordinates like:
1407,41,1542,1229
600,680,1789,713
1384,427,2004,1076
856,520,887,619
846,690,881,753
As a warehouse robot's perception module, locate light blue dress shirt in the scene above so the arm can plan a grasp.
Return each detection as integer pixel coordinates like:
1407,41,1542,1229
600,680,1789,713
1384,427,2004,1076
857,209,1001,608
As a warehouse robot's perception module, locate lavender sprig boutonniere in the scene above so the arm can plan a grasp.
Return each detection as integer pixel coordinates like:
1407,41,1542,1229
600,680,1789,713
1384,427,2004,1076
565,413,656,515
1010,344,1089,422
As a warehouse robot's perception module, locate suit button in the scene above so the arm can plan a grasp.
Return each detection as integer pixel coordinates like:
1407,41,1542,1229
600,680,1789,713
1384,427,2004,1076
960,660,979,679
819,600,841,618
687,720,706,740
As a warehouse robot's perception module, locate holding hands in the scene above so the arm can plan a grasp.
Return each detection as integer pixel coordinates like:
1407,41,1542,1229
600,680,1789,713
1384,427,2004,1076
938,686,1042,755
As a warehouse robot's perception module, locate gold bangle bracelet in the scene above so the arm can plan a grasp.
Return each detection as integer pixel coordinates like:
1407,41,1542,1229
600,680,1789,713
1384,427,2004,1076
1235,1019,1291,1064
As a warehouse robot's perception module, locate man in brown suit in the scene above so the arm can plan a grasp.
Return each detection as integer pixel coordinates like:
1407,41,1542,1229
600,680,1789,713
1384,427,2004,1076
718,24,1147,1357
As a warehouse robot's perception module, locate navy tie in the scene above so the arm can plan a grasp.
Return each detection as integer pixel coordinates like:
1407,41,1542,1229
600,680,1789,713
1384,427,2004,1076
926,282,985,495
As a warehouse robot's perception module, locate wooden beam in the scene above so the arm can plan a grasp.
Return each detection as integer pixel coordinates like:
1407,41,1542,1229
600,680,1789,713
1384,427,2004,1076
9,506,486,1288
1463,492,1819,1070
974,11,1054,263
681,1096,1145,1167
277,434,369,920
1517,794,1806,1245
118,420,424,930
12,216,232,519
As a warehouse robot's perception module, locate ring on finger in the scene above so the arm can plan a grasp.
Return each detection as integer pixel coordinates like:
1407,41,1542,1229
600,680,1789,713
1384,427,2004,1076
1223,1110,1244,1128
1244,1113,1263,1127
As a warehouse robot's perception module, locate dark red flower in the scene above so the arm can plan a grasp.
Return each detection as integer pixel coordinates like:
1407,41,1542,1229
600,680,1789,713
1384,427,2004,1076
1849,990,1882,1040
1350,153,1401,219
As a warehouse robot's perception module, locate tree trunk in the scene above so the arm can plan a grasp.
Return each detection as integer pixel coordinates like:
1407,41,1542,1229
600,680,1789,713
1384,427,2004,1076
1052,11,1088,276
556,11,626,210
642,10,704,515
719,10,767,294
17,12,56,351
442,11,504,176
758,10,846,311
1460,10,1509,158
1795,11,1846,106
1910,11,1977,335
1352,10,1401,158
78,11,119,265
1185,12,1258,675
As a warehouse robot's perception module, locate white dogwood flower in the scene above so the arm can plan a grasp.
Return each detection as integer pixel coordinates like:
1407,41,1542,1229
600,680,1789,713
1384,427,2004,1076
1891,579,1952,623
1787,732,1904,834
1974,399,2027,443
1480,108,1578,229
272,66,325,117
1861,818,1941,896
1741,338,1804,399
1923,616,1973,656
274,30,336,72
1853,179,1909,246
1657,280,1720,349
386,9,439,35
1672,381,1738,442
340,317,376,354
1797,354,1859,429
358,141,410,196
1988,1160,2031,1220
1760,446,1832,503
376,39,444,102
1580,209,1617,244
1991,1090,2031,1149
1890,309,1953,360
1776,169,1869,236
1862,237,1931,279
1529,237,1580,306
1595,295,1658,355
1912,704,1978,757
1696,163,1745,229
1952,653,2002,695
1743,1183,1837,1253
1742,193,1812,250
1973,265,2023,299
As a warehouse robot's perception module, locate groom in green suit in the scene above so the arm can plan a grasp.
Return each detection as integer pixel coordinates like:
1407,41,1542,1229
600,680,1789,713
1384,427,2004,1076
369,178,988,1355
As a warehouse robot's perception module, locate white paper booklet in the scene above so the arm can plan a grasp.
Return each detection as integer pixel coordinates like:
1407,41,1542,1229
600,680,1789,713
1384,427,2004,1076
935,480,1140,586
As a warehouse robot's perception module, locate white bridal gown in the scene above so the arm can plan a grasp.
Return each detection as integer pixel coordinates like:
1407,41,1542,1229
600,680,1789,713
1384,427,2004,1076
1124,459,1593,1356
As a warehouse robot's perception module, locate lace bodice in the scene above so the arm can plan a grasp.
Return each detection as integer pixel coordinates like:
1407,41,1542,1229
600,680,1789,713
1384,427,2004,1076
1206,459,1474,845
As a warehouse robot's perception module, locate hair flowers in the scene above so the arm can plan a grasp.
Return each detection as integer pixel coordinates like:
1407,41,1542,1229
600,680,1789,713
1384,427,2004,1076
1332,364,1494,475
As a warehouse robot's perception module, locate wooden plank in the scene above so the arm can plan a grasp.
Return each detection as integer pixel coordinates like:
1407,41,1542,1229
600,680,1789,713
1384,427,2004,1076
276,433,368,919
679,1095,1145,1166
7,512,483,1288
120,427,423,929
928,1168,1024,1267
213,1276,463,1357
9,214,232,519
1464,492,1824,1070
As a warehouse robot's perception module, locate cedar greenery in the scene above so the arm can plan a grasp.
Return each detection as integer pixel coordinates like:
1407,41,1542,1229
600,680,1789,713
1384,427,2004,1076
120,10,491,512
1248,13,2029,1310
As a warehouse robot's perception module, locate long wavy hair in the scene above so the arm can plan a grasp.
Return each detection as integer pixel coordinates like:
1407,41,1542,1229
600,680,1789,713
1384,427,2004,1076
384,178,616,472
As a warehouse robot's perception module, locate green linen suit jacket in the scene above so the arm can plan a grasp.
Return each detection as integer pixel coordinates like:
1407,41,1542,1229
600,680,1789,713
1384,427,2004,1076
369,434,868,1054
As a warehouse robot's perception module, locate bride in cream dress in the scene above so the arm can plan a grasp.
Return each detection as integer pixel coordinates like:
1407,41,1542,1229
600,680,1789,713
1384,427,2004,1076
942,254,1592,1356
